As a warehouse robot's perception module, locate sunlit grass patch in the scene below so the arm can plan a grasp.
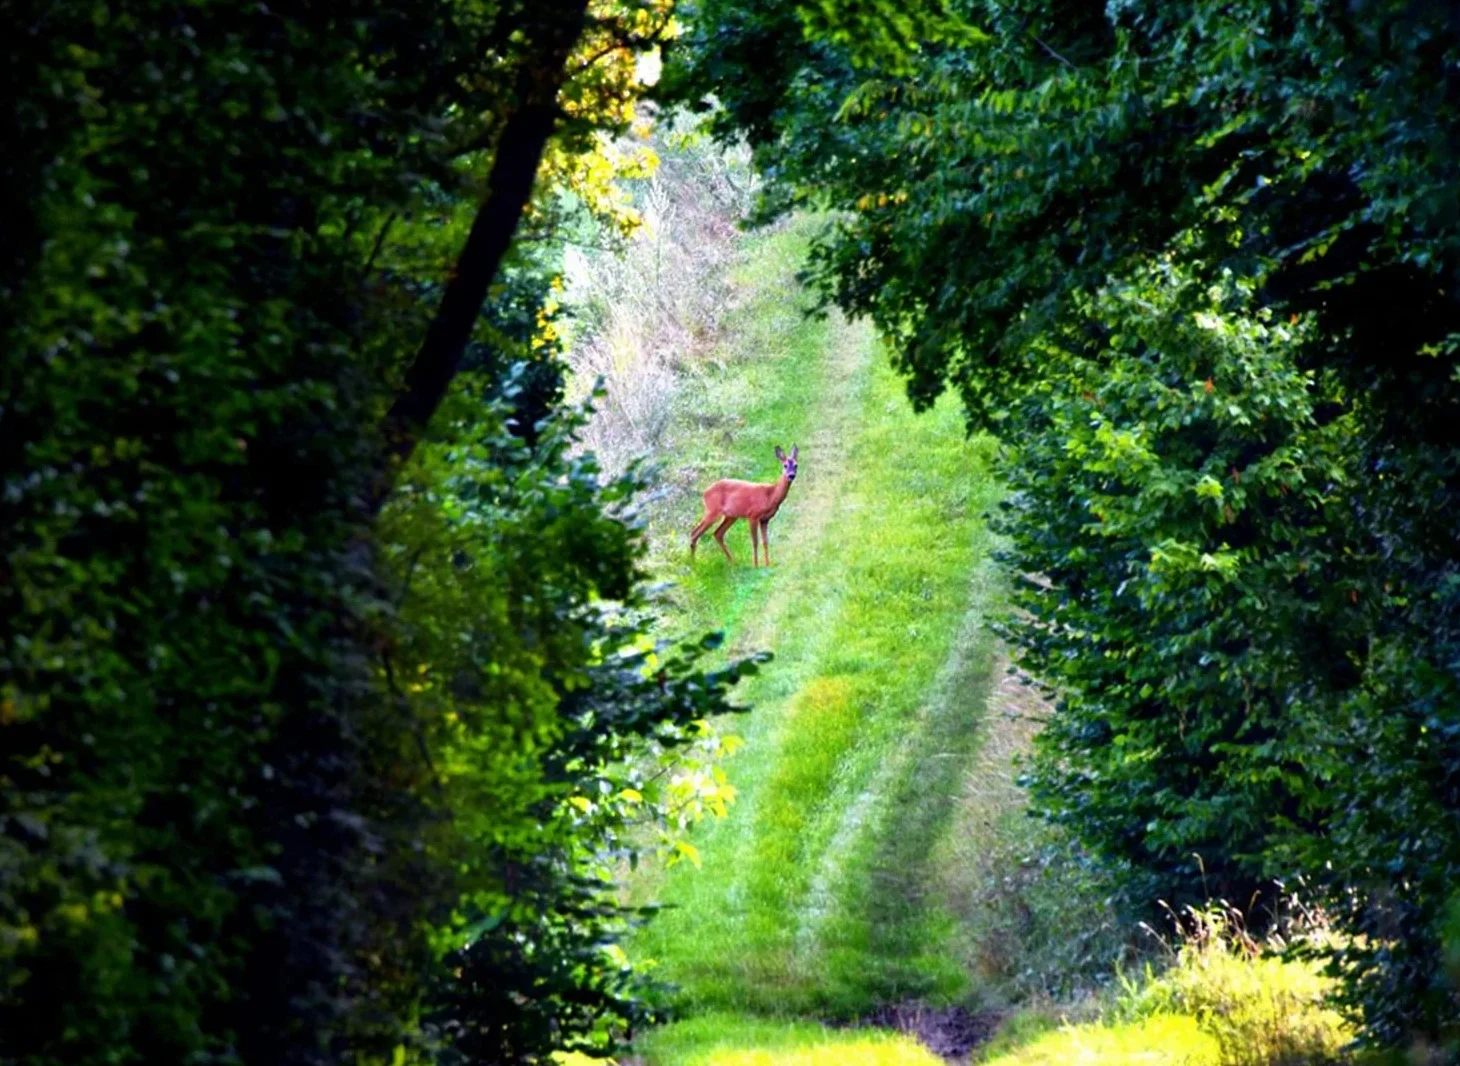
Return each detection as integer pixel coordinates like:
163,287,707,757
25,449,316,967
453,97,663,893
704,1039,945,1066
637,1014,943,1066
980,1014,1220,1066
972,908,1357,1066
747,676,863,886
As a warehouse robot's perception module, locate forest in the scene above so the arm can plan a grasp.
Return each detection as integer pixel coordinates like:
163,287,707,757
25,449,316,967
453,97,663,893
1,1,1457,1065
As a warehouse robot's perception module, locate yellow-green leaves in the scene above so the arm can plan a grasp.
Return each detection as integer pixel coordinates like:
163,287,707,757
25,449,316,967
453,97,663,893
795,0,987,75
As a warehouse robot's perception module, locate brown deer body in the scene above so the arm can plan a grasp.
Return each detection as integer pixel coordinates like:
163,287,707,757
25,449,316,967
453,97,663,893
690,445,798,566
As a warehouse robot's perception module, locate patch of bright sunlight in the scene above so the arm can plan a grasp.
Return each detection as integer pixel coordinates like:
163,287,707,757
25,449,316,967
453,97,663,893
1116,942,1354,1066
700,1036,945,1066
632,1016,945,1066
981,1013,1220,1066
556,1037,942,1066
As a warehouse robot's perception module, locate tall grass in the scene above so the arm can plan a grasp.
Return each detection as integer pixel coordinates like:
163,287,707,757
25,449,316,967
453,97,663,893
562,114,759,479
968,904,1354,1066
1113,905,1354,1066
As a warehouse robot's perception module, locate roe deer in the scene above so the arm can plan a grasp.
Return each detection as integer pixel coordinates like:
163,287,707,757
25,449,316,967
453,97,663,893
689,445,798,567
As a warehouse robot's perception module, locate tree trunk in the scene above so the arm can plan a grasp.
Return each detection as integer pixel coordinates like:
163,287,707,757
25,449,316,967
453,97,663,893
366,0,590,514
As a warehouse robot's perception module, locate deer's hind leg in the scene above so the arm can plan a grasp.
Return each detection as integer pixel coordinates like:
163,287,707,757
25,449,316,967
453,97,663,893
712,515,737,562
689,510,720,557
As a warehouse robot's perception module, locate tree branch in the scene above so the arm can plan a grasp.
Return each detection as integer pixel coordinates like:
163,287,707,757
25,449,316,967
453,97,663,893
1030,32,1075,70
363,212,399,279
574,9,676,73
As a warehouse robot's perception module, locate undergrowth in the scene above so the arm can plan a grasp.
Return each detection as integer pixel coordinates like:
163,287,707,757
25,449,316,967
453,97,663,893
1112,905,1354,1066
562,113,758,479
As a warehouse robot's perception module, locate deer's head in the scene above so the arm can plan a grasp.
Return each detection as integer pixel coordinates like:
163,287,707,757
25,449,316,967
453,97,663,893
775,444,799,482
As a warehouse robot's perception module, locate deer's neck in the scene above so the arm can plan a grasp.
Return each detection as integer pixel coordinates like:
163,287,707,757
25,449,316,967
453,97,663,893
768,475,791,506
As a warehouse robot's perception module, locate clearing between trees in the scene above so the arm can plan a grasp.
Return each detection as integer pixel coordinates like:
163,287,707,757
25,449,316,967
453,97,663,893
568,212,1353,1066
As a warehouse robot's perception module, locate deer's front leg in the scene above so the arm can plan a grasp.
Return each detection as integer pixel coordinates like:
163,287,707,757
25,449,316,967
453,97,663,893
760,519,771,565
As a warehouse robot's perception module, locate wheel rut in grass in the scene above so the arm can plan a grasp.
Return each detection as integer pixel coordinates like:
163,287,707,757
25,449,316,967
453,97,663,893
794,563,999,1001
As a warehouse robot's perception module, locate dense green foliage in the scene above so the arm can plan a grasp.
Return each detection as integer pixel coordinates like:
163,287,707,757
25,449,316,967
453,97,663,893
664,0,1460,1047
384,363,761,1063
11,0,1460,1057
1000,268,1357,911
0,1,752,1063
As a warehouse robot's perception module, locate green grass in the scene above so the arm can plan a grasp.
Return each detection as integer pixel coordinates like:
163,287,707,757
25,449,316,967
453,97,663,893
628,218,1000,1024
633,1014,945,1066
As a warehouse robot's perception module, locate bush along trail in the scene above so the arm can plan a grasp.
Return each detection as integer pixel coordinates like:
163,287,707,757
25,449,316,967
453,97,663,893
621,220,1004,1063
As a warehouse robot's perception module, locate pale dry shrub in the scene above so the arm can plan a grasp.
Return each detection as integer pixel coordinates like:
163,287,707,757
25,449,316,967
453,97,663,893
562,111,759,479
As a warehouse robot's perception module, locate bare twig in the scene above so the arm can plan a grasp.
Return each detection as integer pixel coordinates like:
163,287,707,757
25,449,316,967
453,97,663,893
1030,32,1075,69
363,212,399,278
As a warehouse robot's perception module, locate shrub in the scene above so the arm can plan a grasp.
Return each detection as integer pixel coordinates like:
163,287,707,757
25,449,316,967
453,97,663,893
1116,907,1353,1066
561,113,758,479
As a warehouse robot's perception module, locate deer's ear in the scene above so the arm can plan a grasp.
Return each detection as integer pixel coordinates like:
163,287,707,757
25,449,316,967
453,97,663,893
791,445,799,461
775,446,786,461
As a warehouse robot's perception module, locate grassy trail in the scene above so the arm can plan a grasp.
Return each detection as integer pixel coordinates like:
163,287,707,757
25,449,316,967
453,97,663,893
609,218,1351,1066
626,222,1003,1064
